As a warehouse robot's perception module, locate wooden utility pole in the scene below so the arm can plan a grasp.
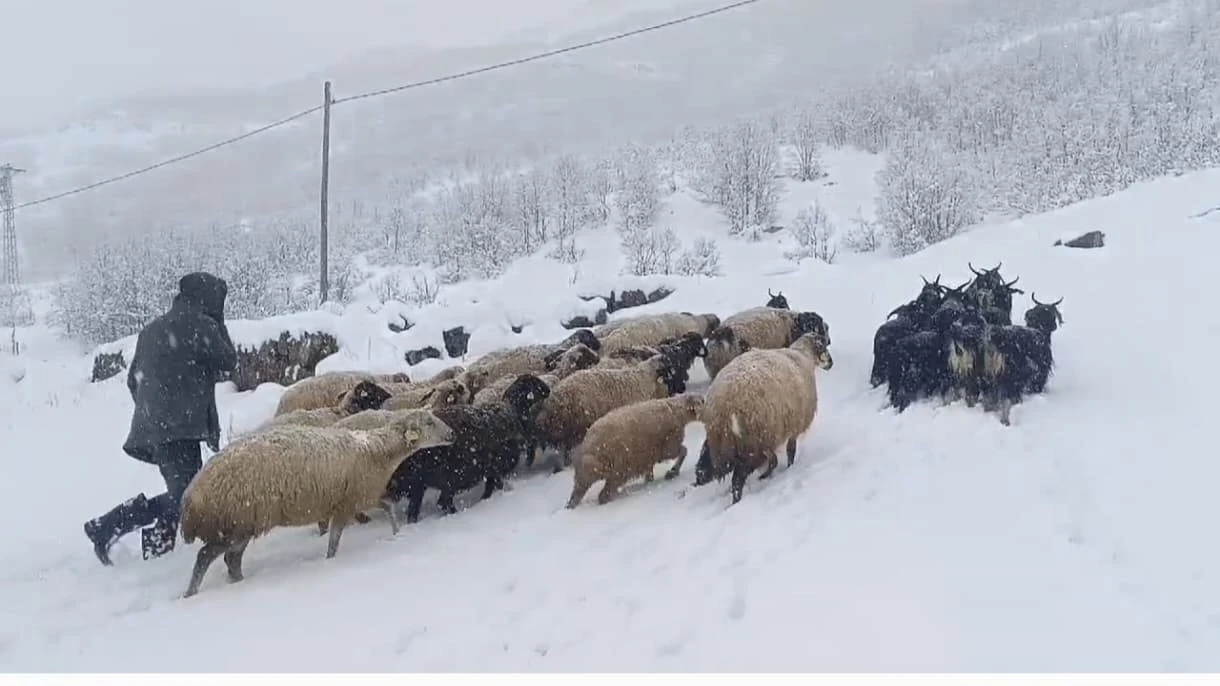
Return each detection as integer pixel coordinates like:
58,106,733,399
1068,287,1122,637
319,81,333,304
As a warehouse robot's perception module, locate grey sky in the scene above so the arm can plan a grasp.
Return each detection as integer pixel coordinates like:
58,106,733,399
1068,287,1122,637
0,0,686,130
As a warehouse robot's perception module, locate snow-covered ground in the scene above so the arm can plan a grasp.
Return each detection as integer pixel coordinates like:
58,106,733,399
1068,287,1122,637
2,162,1219,670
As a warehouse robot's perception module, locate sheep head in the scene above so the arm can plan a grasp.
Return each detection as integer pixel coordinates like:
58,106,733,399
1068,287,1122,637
794,311,830,345
560,328,601,353
790,333,833,371
388,409,455,452
340,380,394,414
503,374,552,419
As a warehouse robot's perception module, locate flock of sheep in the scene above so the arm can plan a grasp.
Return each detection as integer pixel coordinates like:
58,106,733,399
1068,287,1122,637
869,262,1066,425
174,264,1064,598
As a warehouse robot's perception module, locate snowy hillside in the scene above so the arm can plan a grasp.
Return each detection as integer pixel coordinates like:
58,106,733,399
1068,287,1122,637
1,162,1218,670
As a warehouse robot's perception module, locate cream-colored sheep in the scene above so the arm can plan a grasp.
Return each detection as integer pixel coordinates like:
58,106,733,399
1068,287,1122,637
254,380,393,432
597,312,720,355
273,371,410,416
462,330,601,395
427,365,465,382
472,343,599,405
699,333,833,504
179,409,455,598
381,377,470,412
566,393,704,507
534,354,681,472
703,307,830,381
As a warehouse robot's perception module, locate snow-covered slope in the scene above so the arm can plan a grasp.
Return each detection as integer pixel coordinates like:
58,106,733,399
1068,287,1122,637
2,166,1219,670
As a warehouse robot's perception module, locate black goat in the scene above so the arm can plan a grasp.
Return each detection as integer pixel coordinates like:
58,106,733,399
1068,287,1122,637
943,311,989,407
871,276,953,388
386,374,551,523
965,262,1024,325
766,289,790,309
886,297,980,412
981,294,1064,425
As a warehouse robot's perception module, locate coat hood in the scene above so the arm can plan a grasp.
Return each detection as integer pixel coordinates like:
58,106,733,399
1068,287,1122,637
175,271,228,319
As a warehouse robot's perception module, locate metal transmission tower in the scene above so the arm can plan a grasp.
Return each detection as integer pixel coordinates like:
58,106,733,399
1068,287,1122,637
0,164,24,289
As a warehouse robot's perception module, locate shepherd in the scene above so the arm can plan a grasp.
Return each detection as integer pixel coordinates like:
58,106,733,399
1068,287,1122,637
83,272,238,565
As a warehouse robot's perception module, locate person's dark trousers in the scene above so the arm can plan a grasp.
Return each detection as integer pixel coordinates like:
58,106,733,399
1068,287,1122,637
83,441,203,566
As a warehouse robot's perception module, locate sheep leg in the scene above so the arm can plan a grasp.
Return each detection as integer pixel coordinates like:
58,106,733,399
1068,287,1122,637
597,480,623,505
316,521,328,536
663,445,689,480
223,538,251,583
405,484,426,524
566,476,595,509
437,492,458,515
325,514,352,559
730,465,750,505
964,379,980,408
380,498,401,535
481,473,503,500
757,452,779,480
183,542,225,599
643,466,655,483
785,438,797,467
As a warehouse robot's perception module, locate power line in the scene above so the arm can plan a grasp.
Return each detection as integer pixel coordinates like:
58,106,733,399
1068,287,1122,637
331,0,764,105
12,106,323,211
11,0,764,212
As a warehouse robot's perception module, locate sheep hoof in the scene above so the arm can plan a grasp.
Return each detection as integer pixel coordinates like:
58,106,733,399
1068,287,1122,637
353,512,372,524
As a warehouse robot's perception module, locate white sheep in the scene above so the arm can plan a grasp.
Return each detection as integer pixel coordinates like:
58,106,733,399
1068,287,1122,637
697,332,833,504
597,312,720,355
178,409,455,598
566,393,704,507
274,371,409,415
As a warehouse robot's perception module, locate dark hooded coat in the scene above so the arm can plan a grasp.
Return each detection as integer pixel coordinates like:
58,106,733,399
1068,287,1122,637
122,272,238,464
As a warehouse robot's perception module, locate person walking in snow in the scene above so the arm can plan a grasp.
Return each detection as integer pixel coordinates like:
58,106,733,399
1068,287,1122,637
83,271,238,565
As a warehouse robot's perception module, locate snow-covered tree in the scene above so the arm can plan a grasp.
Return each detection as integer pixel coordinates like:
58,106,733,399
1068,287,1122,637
876,129,983,256
691,119,782,238
788,106,826,181
786,202,837,263
675,237,723,277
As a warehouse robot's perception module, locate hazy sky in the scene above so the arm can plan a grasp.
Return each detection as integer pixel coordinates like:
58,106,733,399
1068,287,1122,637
0,0,687,130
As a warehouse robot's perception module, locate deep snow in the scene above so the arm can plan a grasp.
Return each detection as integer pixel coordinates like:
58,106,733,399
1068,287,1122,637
2,160,1219,671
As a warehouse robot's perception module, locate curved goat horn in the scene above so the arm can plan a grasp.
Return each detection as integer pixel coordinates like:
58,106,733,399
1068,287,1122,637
968,261,982,275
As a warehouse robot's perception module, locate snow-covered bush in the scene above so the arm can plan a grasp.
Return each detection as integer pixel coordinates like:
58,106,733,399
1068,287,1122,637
786,203,837,263
675,237,723,277
623,226,680,277
840,206,882,254
690,119,782,239
876,130,982,257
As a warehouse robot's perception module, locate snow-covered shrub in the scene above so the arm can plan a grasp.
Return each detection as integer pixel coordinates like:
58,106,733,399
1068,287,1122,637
876,130,982,256
623,226,680,276
690,118,782,239
675,237,723,277
840,206,882,254
786,203,837,263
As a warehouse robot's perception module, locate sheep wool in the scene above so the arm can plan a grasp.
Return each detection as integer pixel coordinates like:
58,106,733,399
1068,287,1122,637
274,371,409,416
534,355,679,471
382,378,470,412
566,393,704,507
597,312,720,355
474,343,599,406
178,409,455,598
699,333,833,504
463,330,600,395
703,307,828,381
254,380,392,432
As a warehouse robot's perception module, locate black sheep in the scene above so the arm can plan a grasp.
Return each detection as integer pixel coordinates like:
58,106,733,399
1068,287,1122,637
386,374,552,523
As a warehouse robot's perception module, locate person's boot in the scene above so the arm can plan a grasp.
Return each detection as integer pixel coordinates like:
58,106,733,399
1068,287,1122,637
141,518,177,560
83,493,152,566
